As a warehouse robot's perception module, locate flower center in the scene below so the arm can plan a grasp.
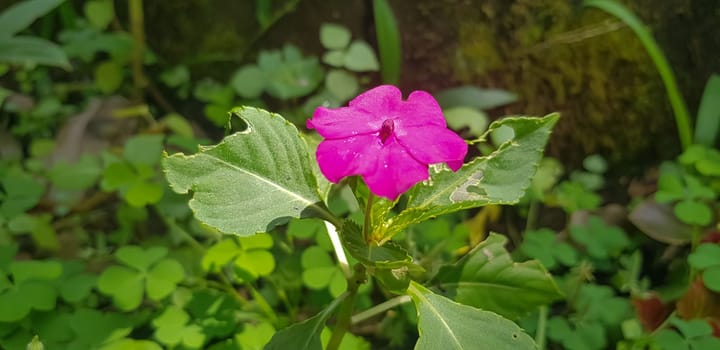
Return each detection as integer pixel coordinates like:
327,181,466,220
379,119,395,144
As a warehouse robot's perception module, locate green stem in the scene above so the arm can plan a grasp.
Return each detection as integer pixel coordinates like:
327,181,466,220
584,0,693,150
325,220,351,278
535,305,549,350
327,264,366,350
351,295,411,324
128,0,147,98
526,200,540,231
248,283,279,325
363,194,375,242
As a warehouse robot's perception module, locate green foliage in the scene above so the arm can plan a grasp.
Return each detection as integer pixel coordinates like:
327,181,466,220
0,0,69,68
654,318,720,350
570,216,631,260
694,74,720,146
374,114,558,240
152,306,206,348
301,246,346,297
202,234,275,281
408,282,536,350
584,0,693,149
547,284,632,350
97,246,184,311
688,244,720,292
163,107,330,236
265,295,345,350
373,0,401,84
433,233,563,319
0,258,61,322
520,228,578,270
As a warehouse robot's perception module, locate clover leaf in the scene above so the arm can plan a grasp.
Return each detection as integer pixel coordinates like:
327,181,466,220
235,322,276,350
0,260,62,322
654,317,720,350
0,167,44,219
520,228,578,270
67,309,132,349
152,306,206,348
688,243,720,292
301,246,346,297
97,246,184,311
570,216,630,260
201,234,275,281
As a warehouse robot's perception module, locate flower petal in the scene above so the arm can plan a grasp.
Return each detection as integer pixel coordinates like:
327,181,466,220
395,126,468,171
308,106,384,139
360,138,429,200
348,85,403,115
396,90,447,128
315,135,381,182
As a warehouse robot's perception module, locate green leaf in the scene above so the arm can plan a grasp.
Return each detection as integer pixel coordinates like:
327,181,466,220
60,273,96,303
301,246,346,296
433,233,562,319
152,306,205,347
125,181,164,207
99,339,164,350
688,244,720,269
694,74,720,146
408,281,536,350
373,0,401,84
322,50,345,67
702,266,720,292
674,200,712,226
68,309,132,349
49,155,102,190
555,181,602,212
264,294,346,350
340,221,412,268
146,259,184,300
0,289,31,321
443,107,489,137
97,265,144,311
0,167,45,218
124,134,164,166
84,0,114,29
325,69,358,102
583,154,608,174
343,41,379,72
10,260,62,283
163,107,330,236
261,46,324,99
231,65,266,99
0,0,64,37
436,86,518,110
374,114,558,239
236,322,275,350
520,228,578,270
94,60,123,93
0,36,70,68
570,216,630,260
320,23,351,50
116,246,167,272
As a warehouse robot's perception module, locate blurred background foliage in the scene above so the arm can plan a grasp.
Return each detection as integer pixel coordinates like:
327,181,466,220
1,0,720,349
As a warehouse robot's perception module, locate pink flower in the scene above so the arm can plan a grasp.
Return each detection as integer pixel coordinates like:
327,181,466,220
307,85,468,200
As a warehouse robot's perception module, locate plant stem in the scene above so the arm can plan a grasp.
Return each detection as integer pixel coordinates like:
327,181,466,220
128,0,147,99
526,200,540,231
535,305,549,350
584,0,693,150
351,295,411,324
363,193,375,242
325,220,351,278
327,264,366,350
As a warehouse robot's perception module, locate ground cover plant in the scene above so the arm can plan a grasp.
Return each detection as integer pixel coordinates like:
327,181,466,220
1,0,720,349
